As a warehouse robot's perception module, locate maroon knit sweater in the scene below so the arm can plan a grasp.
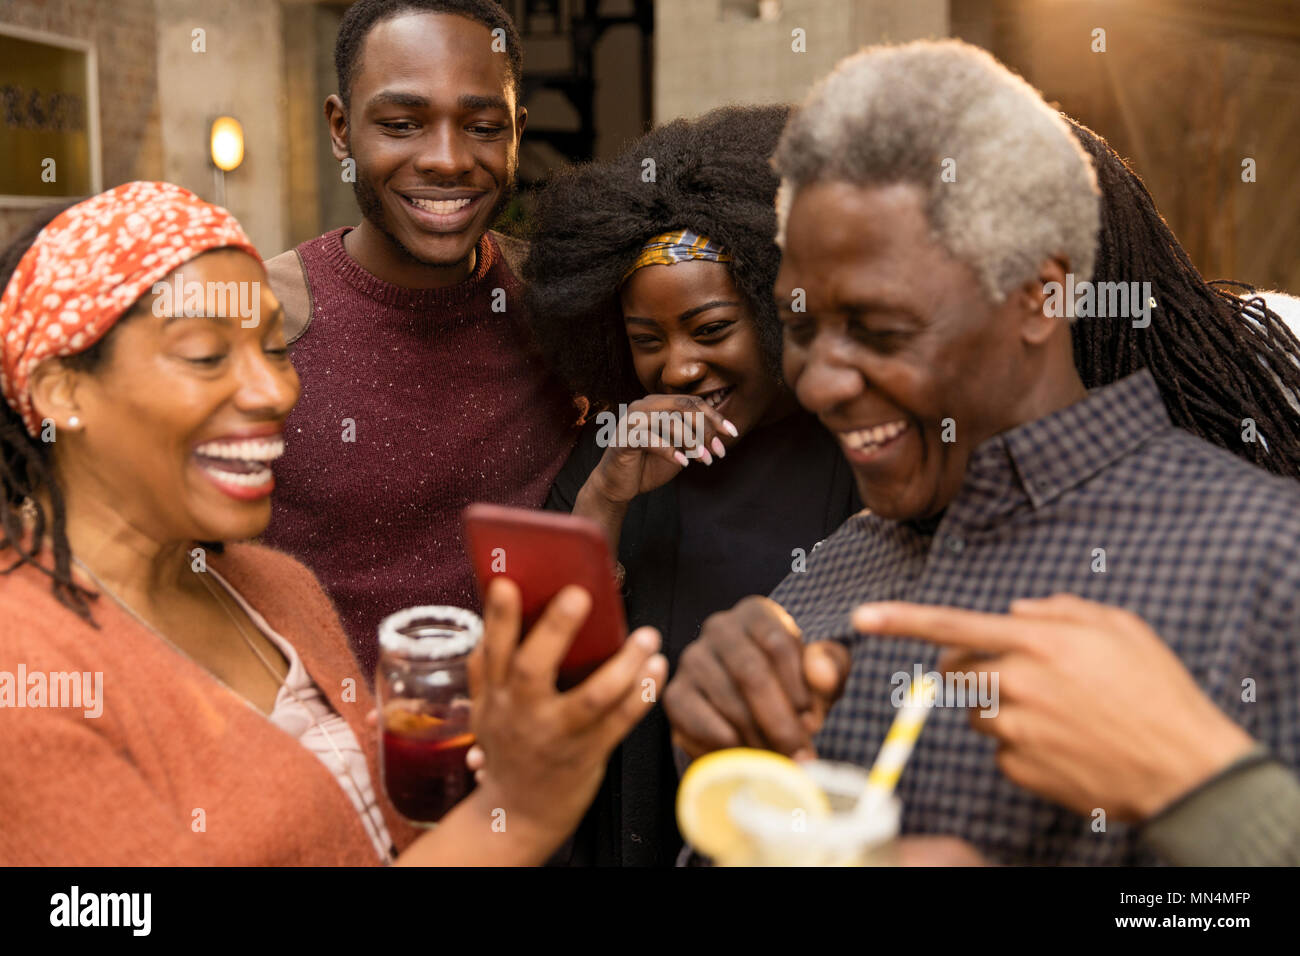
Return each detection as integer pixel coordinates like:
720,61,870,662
262,227,577,677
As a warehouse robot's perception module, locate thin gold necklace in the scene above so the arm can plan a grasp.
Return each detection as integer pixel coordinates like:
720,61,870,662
73,554,282,710
72,553,397,863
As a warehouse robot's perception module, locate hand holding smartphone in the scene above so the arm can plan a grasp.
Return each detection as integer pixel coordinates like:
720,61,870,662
463,503,627,689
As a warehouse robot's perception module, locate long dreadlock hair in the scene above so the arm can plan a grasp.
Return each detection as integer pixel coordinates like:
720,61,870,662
1,203,103,623
1068,118,1300,476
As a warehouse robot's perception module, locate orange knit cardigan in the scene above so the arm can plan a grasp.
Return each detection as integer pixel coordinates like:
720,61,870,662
0,542,419,865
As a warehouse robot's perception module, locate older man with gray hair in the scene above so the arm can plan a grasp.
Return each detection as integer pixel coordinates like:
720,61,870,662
663,39,1300,865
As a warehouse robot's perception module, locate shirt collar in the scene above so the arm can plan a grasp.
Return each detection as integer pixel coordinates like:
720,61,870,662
967,369,1172,510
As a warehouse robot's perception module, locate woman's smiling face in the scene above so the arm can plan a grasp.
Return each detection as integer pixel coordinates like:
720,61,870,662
619,259,785,438
40,249,300,545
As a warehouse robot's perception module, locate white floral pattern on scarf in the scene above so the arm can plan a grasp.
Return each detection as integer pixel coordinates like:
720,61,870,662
0,181,259,435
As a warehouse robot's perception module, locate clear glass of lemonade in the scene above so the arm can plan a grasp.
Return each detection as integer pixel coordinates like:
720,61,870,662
726,760,901,866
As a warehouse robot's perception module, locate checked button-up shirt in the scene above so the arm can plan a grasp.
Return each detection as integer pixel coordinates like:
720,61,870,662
768,369,1300,865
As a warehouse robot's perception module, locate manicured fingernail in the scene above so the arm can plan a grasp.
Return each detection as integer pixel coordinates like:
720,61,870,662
711,437,726,458
700,447,713,465
723,419,739,438
673,450,689,467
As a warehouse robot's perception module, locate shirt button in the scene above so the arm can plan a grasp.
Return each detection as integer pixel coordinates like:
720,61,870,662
945,535,965,554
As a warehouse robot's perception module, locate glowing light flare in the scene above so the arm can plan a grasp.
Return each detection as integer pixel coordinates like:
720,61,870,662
210,116,244,172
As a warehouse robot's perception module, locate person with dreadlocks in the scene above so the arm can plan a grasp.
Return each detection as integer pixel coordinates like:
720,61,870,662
854,118,1300,866
1067,117,1300,474
524,105,861,866
0,183,665,866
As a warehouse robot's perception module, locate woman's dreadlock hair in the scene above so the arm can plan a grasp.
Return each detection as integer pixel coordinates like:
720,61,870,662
1,203,105,624
1068,118,1300,476
523,104,791,411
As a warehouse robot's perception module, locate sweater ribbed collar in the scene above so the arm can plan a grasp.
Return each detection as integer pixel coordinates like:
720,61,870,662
320,227,500,311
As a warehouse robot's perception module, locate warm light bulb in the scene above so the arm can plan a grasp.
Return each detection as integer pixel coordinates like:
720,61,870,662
210,116,245,172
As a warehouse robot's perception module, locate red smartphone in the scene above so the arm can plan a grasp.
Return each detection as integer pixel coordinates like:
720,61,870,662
463,503,627,690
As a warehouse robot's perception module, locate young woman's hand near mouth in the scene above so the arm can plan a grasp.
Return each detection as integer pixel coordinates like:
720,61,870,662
573,393,738,556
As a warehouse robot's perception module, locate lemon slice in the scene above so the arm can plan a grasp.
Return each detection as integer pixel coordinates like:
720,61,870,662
676,748,831,864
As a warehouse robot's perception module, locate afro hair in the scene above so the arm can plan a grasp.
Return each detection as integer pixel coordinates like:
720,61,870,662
522,104,791,410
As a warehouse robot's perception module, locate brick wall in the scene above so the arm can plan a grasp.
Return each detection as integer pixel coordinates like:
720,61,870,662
0,0,163,245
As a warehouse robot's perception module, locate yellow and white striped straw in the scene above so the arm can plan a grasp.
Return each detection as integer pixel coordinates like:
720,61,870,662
864,674,938,797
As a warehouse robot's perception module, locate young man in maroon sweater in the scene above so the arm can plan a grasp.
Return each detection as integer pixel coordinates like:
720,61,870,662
263,0,577,676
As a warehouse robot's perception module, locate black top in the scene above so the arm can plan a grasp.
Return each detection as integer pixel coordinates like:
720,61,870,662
545,408,861,865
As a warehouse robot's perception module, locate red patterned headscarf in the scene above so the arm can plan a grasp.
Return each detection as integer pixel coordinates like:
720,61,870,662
0,181,259,436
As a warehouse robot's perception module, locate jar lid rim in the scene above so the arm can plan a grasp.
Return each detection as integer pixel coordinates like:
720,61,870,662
378,605,484,660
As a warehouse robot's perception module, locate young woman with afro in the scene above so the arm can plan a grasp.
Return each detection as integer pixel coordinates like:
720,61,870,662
523,105,861,866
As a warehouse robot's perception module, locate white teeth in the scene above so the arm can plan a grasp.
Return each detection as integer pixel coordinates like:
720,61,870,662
703,387,733,408
194,438,284,462
195,437,281,490
843,420,906,450
199,463,273,487
406,196,473,214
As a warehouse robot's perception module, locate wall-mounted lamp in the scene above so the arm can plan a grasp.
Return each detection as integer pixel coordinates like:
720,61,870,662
209,115,244,206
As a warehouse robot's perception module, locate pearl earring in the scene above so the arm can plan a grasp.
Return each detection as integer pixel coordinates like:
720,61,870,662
67,416,80,427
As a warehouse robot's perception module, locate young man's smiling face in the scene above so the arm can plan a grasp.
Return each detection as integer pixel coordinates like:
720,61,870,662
329,12,524,280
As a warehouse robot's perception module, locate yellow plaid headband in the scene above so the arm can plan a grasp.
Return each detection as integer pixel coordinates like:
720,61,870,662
621,229,734,283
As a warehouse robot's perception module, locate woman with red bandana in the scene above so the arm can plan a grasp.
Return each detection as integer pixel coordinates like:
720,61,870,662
0,182,665,866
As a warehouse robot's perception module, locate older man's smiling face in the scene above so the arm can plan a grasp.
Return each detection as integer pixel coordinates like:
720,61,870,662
777,180,1038,522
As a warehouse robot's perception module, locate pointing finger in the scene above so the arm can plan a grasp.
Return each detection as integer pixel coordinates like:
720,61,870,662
854,601,1041,655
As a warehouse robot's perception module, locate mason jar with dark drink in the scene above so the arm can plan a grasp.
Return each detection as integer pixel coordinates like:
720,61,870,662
376,606,483,826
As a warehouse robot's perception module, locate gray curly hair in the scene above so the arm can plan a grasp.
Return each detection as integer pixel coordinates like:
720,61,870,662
774,39,1100,304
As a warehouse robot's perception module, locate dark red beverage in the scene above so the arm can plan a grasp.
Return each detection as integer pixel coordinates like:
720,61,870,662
381,724,475,824
376,606,483,825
